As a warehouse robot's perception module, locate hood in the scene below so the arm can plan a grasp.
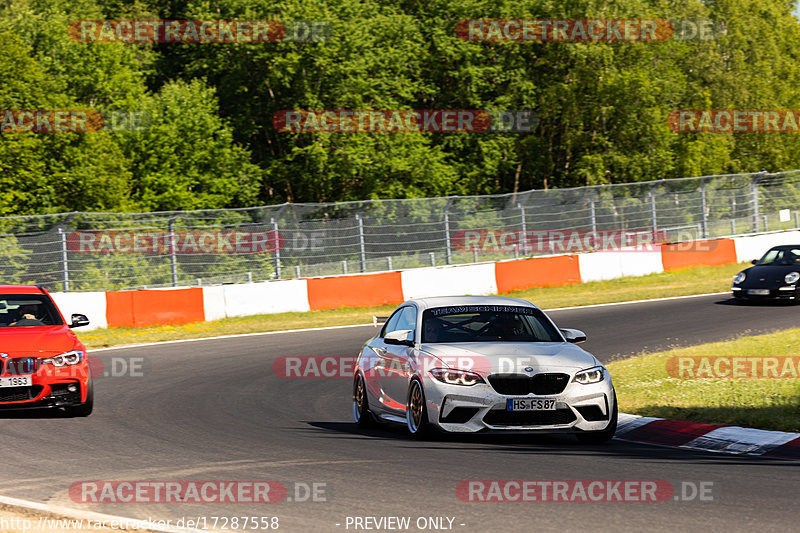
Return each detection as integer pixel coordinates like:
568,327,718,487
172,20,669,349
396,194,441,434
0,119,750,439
741,265,800,285
0,326,78,356
420,342,598,375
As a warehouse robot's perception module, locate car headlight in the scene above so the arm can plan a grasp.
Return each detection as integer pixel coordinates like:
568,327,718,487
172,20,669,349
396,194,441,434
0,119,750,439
733,272,746,284
786,272,800,284
429,368,484,386
41,350,84,367
573,366,604,384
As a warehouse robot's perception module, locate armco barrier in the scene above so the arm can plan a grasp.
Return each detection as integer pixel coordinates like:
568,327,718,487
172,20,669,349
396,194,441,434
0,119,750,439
58,230,800,331
495,255,581,293
732,231,800,263
307,272,403,310
210,280,311,319
105,287,205,328
50,291,108,330
661,238,737,271
578,250,664,282
400,263,497,300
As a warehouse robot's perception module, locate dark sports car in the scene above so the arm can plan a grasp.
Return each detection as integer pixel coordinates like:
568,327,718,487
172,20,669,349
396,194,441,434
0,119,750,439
732,245,800,301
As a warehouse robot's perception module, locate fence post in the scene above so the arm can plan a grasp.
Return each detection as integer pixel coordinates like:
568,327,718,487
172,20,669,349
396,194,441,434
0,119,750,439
443,202,452,265
271,217,281,279
752,172,765,232
58,227,69,292
356,213,366,273
517,203,527,254
700,180,708,239
649,185,658,231
168,216,178,287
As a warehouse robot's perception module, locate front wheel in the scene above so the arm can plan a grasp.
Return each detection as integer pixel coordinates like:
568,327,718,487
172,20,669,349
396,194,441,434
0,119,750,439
406,379,429,437
353,373,374,427
576,393,617,444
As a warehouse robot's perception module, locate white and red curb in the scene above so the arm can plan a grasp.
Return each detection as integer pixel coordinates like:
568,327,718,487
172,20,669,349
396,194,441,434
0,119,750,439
616,413,800,458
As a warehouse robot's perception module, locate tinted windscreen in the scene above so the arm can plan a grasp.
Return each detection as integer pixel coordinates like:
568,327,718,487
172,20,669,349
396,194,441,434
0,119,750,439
757,248,800,265
421,305,562,343
0,295,63,327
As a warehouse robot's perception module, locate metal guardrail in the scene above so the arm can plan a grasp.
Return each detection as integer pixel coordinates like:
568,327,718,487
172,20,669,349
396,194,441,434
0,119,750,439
2,169,800,291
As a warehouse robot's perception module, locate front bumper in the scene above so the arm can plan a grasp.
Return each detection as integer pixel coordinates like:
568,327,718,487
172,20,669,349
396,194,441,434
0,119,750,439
732,286,798,300
0,362,90,410
423,374,615,433
0,381,87,410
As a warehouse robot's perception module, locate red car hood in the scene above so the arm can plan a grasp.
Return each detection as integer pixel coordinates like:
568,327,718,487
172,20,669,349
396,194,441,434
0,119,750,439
0,326,78,356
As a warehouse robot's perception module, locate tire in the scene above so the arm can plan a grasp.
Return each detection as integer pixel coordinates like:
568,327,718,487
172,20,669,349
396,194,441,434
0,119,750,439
576,392,617,444
352,373,374,427
405,379,429,437
64,379,93,417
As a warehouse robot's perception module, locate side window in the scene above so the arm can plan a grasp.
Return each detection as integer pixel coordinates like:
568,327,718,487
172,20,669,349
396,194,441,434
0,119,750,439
393,307,417,336
380,309,404,338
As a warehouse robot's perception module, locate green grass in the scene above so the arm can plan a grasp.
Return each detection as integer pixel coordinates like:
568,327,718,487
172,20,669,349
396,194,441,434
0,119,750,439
77,261,747,349
607,329,800,432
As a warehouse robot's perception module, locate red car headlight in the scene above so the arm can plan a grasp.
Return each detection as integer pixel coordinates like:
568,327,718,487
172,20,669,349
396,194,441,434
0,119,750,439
41,350,84,367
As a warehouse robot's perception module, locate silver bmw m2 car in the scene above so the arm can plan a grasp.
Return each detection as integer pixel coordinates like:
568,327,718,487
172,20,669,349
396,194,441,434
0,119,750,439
352,296,617,443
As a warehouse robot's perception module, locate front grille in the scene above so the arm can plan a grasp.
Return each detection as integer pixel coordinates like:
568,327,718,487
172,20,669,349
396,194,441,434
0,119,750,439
5,357,39,375
484,408,576,426
0,385,42,403
488,373,571,395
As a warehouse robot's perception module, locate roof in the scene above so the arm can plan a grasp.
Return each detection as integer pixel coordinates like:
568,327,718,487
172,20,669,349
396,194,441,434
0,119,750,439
0,286,46,294
408,295,538,310
768,245,800,249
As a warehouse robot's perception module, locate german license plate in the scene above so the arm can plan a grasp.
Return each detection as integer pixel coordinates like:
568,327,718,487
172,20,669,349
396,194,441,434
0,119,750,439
0,376,32,388
747,289,770,295
507,398,556,411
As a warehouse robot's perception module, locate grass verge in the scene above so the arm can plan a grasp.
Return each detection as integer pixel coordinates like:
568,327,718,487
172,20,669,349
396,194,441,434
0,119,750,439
607,328,800,432
77,261,747,349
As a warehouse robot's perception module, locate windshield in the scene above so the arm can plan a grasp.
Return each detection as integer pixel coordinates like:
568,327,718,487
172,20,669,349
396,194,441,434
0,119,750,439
0,294,63,327
421,305,562,343
756,248,800,266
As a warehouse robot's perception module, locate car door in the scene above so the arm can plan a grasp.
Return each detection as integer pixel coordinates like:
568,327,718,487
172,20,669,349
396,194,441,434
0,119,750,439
375,305,418,415
363,308,402,415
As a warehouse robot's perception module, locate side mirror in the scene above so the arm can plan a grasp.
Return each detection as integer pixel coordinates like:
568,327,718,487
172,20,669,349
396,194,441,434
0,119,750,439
384,329,414,347
560,328,586,344
751,259,758,265
69,313,90,328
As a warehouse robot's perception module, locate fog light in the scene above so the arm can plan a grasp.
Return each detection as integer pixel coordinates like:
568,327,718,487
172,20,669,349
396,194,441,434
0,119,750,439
67,384,78,392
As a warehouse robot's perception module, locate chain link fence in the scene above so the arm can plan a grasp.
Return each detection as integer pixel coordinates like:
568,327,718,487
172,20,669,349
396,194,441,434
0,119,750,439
4,169,800,292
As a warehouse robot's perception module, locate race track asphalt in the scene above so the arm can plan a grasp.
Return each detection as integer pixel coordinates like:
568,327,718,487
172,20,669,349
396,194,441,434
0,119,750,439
1,293,798,533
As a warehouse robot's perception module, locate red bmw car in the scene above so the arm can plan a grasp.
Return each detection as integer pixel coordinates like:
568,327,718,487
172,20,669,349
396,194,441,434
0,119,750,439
0,285,93,416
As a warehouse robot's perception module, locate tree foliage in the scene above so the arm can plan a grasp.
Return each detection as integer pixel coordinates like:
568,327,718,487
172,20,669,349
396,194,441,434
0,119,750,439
1,0,800,213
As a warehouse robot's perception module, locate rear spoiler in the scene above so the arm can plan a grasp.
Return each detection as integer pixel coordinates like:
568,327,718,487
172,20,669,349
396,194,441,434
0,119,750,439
372,316,389,327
